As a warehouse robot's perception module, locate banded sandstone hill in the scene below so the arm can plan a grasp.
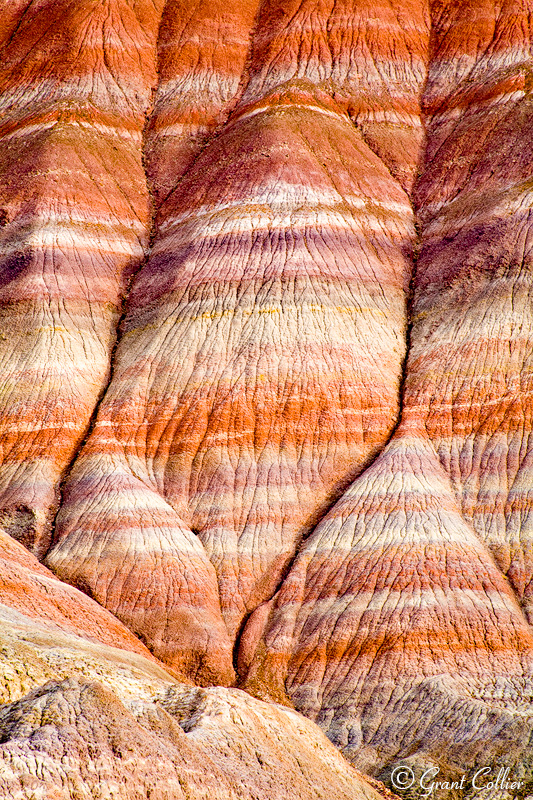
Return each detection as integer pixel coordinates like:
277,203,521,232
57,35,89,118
1,1,533,798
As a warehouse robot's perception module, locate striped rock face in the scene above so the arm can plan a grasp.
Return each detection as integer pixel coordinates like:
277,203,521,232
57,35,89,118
409,0,533,618
242,430,533,779
0,0,164,557
2,0,533,797
241,0,429,191
47,0,424,675
0,526,163,666
0,561,391,800
144,0,261,201
238,0,533,789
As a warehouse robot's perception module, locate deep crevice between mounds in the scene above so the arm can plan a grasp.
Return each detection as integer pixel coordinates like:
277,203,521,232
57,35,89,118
43,247,156,562
228,27,433,679
153,0,264,210
38,0,265,662
46,3,428,685
43,26,165,562
231,152,425,687
231,236,422,685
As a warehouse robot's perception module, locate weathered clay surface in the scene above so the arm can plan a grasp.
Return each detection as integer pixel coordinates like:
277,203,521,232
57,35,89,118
145,0,260,201
0,543,392,798
48,99,412,675
47,0,423,681
239,0,429,192
241,429,533,787
236,0,533,791
0,678,396,800
0,527,168,664
0,613,391,800
1,0,533,798
410,0,533,618
0,0,165,557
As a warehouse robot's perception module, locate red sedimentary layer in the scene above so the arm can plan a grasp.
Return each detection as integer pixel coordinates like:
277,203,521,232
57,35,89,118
0,526,160,660
241,0,429,191
145,0,260,201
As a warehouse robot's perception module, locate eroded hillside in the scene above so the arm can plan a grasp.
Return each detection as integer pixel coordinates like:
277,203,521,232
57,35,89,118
1,1,533,797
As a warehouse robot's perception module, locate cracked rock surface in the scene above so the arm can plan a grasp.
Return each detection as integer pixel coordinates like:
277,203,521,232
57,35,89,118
1,0,533,797
0,614,391,800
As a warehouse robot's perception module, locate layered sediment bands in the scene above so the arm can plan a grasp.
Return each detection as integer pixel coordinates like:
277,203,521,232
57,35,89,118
242,431,533,779
0,526,160,663
48,458,236,685
240,0,429,191
406,0,533,615
145,0,260,201
47,95,413,668
240,0,533,787
145,0,429,201
5,1,533,797
0,0,163,557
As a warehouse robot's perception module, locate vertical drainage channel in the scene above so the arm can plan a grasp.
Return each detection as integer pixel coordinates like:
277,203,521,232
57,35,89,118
44,23,165,560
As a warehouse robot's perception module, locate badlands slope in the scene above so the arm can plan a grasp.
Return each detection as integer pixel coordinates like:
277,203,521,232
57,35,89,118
1,0,533,797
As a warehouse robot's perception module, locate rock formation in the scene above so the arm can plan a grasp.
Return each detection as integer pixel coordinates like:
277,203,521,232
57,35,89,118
0,568,390,800
0,0,164,557
0,675,394,800
242,0,533,786
1,0,533,798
